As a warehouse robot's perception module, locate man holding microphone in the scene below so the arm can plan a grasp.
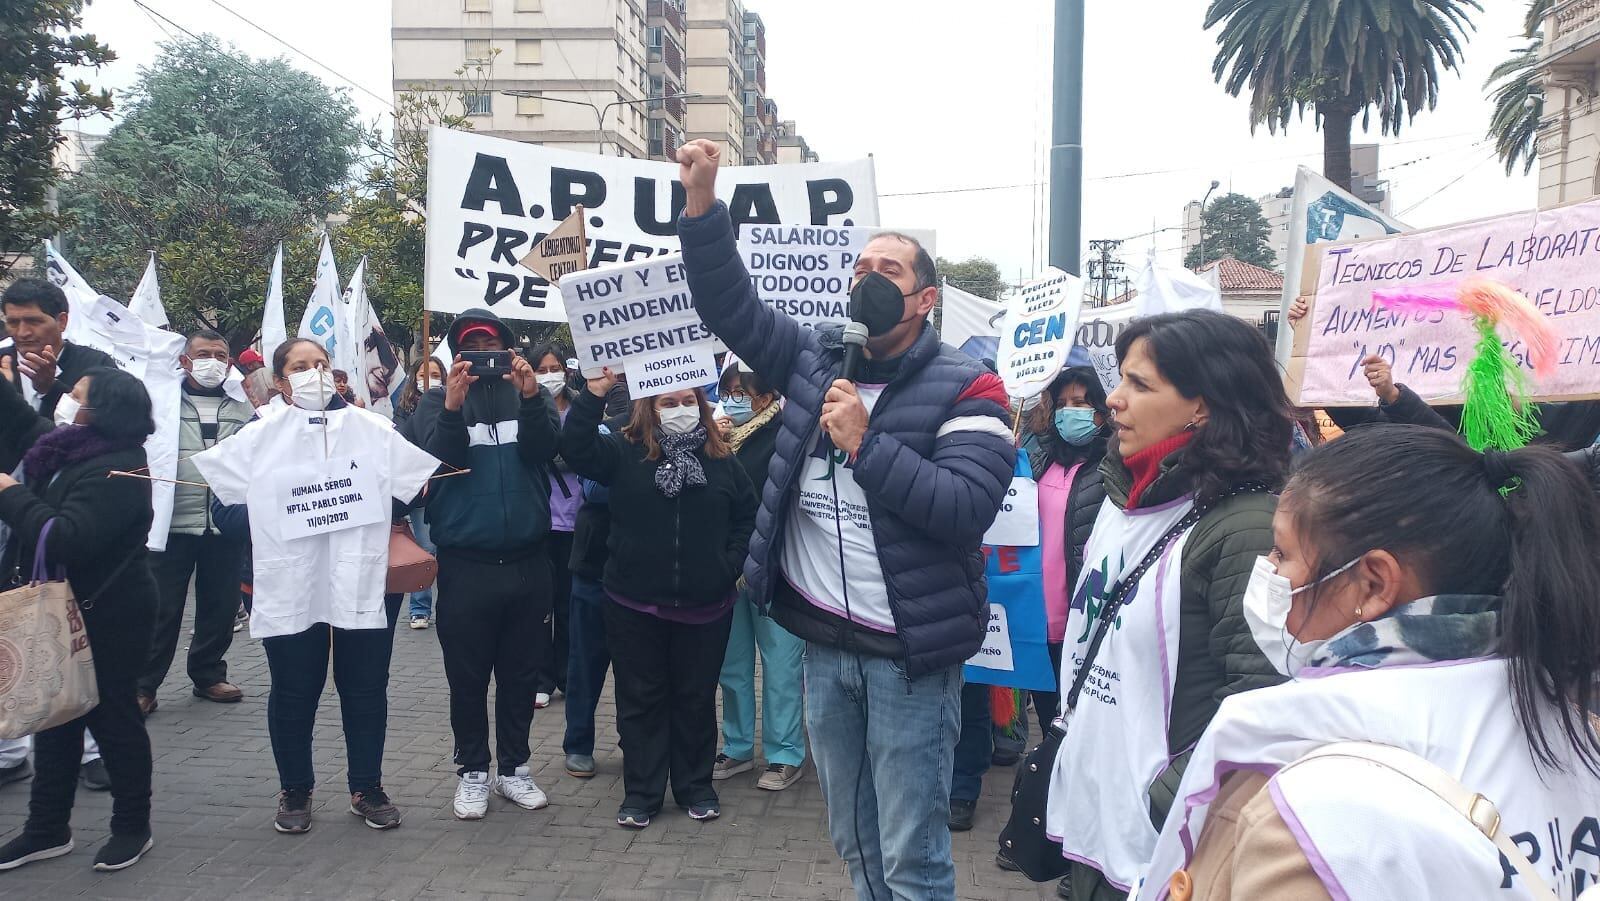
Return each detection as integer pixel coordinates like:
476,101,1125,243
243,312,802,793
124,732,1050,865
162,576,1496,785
674,139,1015,900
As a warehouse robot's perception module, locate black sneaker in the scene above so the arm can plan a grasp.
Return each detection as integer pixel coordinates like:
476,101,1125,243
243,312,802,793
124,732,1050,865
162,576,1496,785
0,759,31,787
92,832,152,872
78,758,111,792
0,832,73,871
995,849,1022,872
948,799,976,832
274,789,313,834
349,787,402,830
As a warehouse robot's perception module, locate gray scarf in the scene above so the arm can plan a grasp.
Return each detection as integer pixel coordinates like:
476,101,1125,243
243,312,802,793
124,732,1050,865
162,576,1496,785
653,426,708,498
1308,594,1501,669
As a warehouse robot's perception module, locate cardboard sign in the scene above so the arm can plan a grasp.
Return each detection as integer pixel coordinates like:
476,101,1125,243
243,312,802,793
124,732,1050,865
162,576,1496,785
274,456,385,541
519,206,588,283
737,225,937,329
424,128,880,322
1077,299,1139,393
997,268,1085,398
559,254,722,398
1290,195,1600,405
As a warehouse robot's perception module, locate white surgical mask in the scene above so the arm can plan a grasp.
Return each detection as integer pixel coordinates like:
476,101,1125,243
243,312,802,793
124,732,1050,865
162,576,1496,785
188,358,228,389
287,367,337,411
657,405,701,435
1243,555,1360,677
53,395,82,427
536,372,567,396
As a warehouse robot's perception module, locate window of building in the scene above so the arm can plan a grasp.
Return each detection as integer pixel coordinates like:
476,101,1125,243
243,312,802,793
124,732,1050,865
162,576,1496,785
464,39,494,63
514,0,541,9
463,91,493,116
516,94,543,116
515,39,542,64
464,0,491,11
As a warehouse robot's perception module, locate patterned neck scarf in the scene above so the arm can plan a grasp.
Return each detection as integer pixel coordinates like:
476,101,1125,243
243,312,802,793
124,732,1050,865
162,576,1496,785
654,425,708,498
1308,594,1501,669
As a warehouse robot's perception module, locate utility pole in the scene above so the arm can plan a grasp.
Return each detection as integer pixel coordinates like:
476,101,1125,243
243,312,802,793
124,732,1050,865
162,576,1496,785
1049,0,1084,276
1085,238,1122,307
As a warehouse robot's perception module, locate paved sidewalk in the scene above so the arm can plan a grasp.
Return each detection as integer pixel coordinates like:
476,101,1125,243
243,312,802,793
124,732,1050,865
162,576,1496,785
0,608,1057,900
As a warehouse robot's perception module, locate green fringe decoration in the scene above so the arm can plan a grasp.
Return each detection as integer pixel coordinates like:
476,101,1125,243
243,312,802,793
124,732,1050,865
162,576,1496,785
1458,315,1540,452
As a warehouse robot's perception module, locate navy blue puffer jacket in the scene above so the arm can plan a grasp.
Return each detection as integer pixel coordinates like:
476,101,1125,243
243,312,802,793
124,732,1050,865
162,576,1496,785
677,203,1016,676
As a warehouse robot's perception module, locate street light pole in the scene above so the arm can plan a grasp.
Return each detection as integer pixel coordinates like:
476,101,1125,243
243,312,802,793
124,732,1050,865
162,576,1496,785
1197,179,1220,269
499,91,701,157
1048,0,1085,276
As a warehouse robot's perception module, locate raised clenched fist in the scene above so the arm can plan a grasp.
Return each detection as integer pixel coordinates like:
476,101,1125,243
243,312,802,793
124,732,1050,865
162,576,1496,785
677,139,721,218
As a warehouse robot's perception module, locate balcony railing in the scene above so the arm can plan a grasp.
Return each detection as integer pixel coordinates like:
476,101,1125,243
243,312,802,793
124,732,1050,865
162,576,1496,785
647,0,686,32
1549,0,1600,58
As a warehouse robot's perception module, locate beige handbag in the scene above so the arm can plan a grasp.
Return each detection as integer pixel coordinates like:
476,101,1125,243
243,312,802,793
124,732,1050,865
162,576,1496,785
0,520,99,740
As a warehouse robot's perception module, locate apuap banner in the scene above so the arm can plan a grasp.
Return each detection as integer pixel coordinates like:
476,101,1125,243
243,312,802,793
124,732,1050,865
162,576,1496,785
997,268,1084,399
1275,166,1408,365
558,254,720,399
736,225,935,329
1292,195,1600,405
425,128,879,323
940,280,1007,361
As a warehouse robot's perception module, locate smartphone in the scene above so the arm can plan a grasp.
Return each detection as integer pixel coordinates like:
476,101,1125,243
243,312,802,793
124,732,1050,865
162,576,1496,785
459,350,513,377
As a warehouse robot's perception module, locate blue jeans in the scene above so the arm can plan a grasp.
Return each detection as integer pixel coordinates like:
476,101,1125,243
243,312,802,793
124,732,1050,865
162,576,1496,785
951,681,994,803
407,513,436,619
805,642,962,901
718,588,805,767
562,574,612,756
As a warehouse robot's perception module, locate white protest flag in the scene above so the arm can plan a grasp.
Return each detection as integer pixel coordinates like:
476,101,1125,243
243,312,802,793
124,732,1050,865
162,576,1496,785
298,234,344,364
339,257,368,377
343,257,398,418
129,252,168,328
43,240,101,345
939,280,1007,362
260,242,288,362
1133,247,1221,316
1275,166,1408,364
736,224,935,329
996,268,1084,400
425,128,879,323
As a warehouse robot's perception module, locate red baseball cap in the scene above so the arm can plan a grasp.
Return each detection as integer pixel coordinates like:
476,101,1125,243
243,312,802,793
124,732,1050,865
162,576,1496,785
239,348,264,366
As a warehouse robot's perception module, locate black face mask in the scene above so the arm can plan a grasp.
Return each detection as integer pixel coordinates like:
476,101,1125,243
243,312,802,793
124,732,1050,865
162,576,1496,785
848,271,917,337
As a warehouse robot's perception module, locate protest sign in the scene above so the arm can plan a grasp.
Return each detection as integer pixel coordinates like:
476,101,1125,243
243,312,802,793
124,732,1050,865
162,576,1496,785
736,225,936,329
1275,166,1409,365
1290,195,1600,405
997,268,1084,399
425,128,879,322
964,542,1056,691
941,280,1007,361
559,254,721,398
520,206,588,284
982,468,1040,548
1076,299,1139,393
274,456,385,541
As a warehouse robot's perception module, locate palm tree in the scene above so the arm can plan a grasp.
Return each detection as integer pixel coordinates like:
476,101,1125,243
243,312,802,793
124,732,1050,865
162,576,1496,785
1485,0,1552,176
1205,0,1481,191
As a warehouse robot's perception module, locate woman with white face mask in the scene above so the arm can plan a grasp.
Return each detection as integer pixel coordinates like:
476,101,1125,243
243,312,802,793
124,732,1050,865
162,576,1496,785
190,338,441,836
559,367,758,829
530,343,578,705
1136,425,1600,901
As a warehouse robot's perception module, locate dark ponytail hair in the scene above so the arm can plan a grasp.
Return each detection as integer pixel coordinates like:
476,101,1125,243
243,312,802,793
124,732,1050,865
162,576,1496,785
1114,310,1293,503
1286,425,1600,775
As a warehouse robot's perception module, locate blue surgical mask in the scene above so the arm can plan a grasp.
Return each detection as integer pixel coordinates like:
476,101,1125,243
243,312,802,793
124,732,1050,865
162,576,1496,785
721,396,755,425
1054,407,1100,446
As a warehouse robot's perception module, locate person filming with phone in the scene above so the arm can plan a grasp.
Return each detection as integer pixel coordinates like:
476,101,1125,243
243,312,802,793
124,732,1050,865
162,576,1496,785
400,308,560,821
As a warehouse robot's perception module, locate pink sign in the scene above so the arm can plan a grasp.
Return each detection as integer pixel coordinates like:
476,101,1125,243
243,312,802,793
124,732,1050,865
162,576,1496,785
1298,197,1600,405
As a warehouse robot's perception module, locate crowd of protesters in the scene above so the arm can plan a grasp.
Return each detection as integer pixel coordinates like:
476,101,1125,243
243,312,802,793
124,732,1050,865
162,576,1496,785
0,137,1595,901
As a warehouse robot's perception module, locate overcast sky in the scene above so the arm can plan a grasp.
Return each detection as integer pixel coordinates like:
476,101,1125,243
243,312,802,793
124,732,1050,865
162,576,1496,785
74,0,1537,285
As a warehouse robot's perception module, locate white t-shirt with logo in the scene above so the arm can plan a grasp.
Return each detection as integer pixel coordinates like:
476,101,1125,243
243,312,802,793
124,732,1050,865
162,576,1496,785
781,385,894,632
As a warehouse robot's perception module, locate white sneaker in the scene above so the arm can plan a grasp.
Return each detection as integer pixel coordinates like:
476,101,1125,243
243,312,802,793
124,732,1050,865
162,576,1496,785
534,692,551,709
453,771,491,820
409,616,429,630
494,766,548,810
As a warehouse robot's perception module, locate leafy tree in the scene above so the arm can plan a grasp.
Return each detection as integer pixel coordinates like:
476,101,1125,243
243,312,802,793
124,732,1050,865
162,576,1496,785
1485,0,1550,176
59,37,363,348
1,0,113,274
1184,192,1275,270
1205,0,1480,191
937,256,1005,301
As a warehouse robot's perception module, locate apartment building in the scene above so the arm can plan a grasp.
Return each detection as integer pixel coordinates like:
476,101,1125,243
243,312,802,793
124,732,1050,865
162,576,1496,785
1538,1,1600,207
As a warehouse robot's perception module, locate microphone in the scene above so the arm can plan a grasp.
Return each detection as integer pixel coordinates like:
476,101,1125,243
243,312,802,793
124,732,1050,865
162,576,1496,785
840,321,869,384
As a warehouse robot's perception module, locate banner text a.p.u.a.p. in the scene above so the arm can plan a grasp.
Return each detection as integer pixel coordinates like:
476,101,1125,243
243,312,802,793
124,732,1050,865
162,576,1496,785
424,128,880,323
